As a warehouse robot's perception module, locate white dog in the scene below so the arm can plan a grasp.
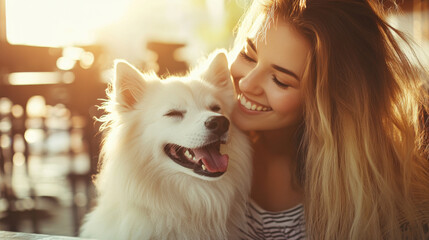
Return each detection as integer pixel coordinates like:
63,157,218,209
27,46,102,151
79,51,252,240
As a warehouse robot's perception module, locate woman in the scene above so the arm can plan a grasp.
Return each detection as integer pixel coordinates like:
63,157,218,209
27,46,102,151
228,0,429,239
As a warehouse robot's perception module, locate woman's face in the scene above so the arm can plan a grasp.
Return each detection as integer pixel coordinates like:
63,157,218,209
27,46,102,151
230,20,310,132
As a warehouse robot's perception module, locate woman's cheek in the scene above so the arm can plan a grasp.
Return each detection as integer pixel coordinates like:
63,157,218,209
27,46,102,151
269,90,304,115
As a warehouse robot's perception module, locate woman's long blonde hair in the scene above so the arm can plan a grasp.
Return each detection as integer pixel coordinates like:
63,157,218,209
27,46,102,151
232,0,429,239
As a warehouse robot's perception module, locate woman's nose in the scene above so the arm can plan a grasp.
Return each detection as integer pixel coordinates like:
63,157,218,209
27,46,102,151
238,67,264,96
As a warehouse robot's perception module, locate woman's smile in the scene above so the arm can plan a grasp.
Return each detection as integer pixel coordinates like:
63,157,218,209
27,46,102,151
237,93,273,113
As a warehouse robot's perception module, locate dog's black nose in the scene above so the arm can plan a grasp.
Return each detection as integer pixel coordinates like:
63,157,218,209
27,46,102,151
205,116,229,136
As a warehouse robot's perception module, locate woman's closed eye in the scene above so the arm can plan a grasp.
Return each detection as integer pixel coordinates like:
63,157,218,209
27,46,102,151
272,75,290,89
240,50,290,89
240,51,256,63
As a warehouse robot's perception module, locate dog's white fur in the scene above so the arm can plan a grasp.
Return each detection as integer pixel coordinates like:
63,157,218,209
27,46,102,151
79,50,252,240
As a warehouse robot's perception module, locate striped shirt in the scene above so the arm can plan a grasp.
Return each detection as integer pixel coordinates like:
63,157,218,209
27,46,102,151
240,199,306,240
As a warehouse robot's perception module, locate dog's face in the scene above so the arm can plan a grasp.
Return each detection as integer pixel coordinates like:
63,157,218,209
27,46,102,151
112,52,235,181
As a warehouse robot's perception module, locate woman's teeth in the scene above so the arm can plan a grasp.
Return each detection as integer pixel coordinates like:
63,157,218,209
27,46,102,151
238,94,272,112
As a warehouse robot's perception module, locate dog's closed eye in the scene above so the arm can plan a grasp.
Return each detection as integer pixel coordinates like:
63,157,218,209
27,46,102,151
164,110,186,118
210,105,221,112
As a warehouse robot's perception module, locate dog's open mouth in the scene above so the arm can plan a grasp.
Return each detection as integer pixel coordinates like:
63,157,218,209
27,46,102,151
164,141,228,177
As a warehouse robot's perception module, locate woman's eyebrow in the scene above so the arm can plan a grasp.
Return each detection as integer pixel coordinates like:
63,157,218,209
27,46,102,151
246,38,257,52
247,37,300,81
271,64,300,81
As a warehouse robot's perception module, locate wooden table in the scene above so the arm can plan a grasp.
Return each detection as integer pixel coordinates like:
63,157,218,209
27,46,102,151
0,231,94,240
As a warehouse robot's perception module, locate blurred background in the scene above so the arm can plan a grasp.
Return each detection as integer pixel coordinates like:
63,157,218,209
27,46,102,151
0,0,428,237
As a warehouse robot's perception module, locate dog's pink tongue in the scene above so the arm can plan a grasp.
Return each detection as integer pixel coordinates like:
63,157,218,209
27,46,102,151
193,145,229,173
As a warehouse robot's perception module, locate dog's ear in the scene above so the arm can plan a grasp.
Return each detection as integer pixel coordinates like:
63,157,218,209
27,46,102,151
203,51,231,88
114,60,145,108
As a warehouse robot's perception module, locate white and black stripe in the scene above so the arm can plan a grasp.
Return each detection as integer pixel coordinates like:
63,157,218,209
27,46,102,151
240,200,306,240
